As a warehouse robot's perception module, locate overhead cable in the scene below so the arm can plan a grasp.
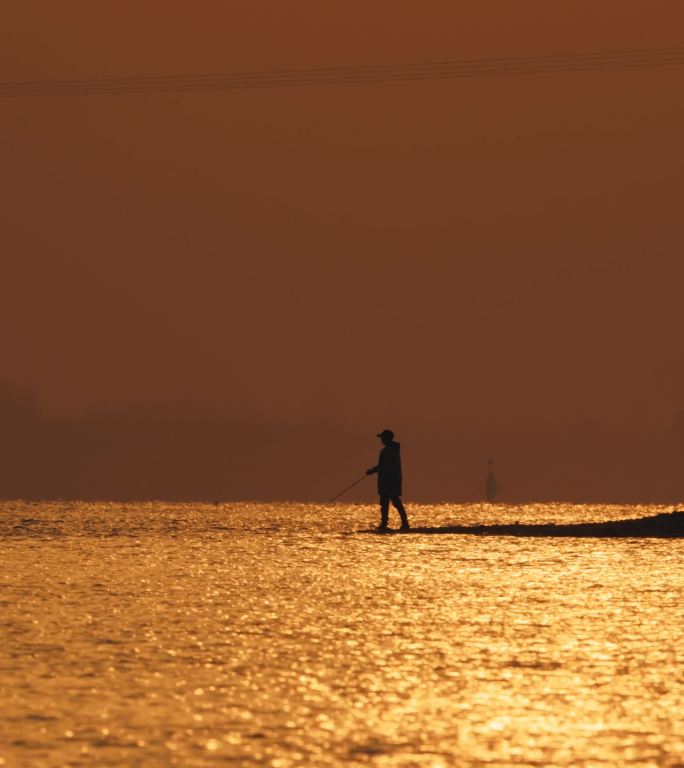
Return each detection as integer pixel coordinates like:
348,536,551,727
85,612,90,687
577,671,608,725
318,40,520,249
1,45,683,98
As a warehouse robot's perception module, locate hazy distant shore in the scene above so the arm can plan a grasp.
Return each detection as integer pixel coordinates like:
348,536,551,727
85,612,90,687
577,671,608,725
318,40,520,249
1,390,683,503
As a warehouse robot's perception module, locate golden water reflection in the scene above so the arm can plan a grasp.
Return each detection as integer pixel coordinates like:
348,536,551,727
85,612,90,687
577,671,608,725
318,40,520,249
1,502,683,766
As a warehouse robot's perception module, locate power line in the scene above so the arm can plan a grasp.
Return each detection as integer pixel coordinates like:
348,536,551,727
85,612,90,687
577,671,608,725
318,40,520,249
1,45,683,98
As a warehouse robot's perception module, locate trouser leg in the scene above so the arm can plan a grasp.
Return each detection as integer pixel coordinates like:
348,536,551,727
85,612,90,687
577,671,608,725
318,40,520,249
391,496,409,527
379,495,390,527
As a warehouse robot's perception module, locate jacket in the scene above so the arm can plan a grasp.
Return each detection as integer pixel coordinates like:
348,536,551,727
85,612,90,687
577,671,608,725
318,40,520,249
369,441,403,497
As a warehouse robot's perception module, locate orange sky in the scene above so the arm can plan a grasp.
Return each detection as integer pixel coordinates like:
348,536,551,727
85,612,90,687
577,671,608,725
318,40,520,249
2,2,683,434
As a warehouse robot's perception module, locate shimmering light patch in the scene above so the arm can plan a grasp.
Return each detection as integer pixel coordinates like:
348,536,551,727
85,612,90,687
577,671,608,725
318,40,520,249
1,501,683,766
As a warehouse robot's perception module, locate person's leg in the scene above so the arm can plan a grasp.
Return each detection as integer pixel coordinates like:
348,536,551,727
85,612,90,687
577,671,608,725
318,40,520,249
391,496,410,529
379,495,390,529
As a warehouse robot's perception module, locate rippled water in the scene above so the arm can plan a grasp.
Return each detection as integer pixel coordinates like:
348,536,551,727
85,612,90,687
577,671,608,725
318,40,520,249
2,501,684,767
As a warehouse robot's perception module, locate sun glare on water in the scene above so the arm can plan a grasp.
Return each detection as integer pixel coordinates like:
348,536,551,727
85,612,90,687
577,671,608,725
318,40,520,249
1,501,683,766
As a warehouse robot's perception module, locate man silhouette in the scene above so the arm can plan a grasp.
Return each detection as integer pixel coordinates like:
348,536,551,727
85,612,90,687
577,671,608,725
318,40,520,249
366,429,410,531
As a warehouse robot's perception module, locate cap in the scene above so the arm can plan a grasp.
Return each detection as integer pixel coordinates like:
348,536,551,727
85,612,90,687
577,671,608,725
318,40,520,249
376,429,394,440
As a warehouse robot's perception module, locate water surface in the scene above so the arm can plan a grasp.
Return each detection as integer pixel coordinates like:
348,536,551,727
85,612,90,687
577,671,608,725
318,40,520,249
2,501,683,767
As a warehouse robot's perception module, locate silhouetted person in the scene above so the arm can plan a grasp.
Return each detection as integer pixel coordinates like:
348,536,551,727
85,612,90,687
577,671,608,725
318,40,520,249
485,458,498,502
366,429,410,531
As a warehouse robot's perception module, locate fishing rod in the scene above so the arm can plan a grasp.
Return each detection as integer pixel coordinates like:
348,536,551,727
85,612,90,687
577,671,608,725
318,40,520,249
308,474,368,518
327,474,368,503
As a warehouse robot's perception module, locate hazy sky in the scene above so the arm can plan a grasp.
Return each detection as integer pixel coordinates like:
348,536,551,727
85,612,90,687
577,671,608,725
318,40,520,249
2,2,683,431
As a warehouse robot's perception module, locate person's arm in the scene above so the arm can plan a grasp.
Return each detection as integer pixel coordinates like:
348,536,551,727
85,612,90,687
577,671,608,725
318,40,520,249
366,465,379,475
